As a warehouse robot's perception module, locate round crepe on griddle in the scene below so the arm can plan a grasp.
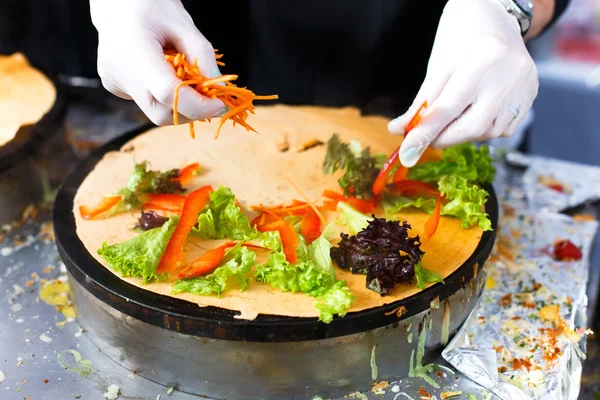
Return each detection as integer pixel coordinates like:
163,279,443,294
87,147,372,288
73,105,483,320
0,53,57,147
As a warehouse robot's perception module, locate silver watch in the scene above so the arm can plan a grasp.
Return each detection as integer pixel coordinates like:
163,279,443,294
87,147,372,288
495,0,534,36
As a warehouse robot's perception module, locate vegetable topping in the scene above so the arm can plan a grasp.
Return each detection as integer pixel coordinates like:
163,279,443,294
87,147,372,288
156,185,214,274
322,134,384,200
136,211,169,231
79,161,199,219
165,50,278,139
330,216,424,295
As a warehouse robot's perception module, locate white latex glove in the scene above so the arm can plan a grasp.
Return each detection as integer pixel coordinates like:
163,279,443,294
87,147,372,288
388,0,539,167
90,0,225,126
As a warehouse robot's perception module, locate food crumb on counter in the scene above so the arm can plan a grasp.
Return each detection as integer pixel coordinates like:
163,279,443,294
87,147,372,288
39,221,55,242
371,380,389,394
103,384,120,399
346,392,368,399
418,387,431,399
440,390,462,399
39,333,52,343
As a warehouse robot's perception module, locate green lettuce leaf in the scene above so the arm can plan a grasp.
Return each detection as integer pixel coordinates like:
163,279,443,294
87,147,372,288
172,243,256,296
414,262,444,290
382,195,437,215
336,202,372,235
119,161,182,208
309,235,335,282
314,281,354,323
193,186,257,240
382,175,492,230
438,175,492,231
407,143,495,184
255,231,354,323
97,217,178,283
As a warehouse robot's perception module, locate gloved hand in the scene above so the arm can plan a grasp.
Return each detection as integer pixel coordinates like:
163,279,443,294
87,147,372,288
90,0,224,126
388,0,538,167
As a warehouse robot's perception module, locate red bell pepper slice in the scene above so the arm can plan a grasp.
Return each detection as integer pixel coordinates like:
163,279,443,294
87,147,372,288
372,147,400,195
300,210,322,244
553,239,583,261
391,180,443,238
177,242,236,279
156,185,214,274
424,195,443,238
142,193,187,213
176,163,201,186
322,190,377,214
177,242,270,279
404,101,428,133
372,101,428,194
79,195,122,220
251,212,281,228
257,219,299,263
391,180,439,197
393,165,408,183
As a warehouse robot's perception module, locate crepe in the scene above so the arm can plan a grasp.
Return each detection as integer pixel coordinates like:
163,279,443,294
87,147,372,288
73,105,483,320
0,53,56,146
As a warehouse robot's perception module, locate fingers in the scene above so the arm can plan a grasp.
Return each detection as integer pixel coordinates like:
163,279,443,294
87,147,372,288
100,78,132,101
137,38,225,122
486,104,517,139
388,70,451,135
505,105,528,137
127,86,174,126
398,60,487,167
430,99,500,148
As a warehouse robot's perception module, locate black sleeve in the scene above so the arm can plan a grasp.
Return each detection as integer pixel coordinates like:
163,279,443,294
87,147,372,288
547,0,570,30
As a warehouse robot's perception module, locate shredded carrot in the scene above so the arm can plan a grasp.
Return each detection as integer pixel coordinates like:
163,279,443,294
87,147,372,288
165,49,278,138
282,176,327,225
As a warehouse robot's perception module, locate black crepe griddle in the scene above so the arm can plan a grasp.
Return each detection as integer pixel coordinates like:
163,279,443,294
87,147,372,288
54,124,498,342
0,67,66,224
0,70,66,174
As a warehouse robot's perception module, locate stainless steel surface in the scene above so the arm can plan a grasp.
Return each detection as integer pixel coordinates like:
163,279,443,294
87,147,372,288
70,259,487,400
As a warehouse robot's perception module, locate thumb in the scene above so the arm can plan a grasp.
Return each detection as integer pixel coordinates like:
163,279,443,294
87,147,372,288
398,124,438,168
388,98,427,136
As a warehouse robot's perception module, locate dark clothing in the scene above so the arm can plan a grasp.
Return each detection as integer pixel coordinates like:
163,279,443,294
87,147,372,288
0,0,570,118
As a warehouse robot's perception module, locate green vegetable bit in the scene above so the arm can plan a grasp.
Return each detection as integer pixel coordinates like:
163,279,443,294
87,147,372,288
193,185,257,240
119,161,183,209
255,231,354,323
336,201,372,235
407,143,495,184
414,263,444,290
322,134,384,199
437,175,492,231
97,217,178,283
382,162,493,230
172,243,256,296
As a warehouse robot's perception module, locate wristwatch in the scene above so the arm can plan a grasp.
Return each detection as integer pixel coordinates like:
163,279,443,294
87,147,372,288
494,0,534,36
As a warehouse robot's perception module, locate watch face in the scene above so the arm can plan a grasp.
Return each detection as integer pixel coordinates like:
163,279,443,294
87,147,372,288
513,0,534,18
